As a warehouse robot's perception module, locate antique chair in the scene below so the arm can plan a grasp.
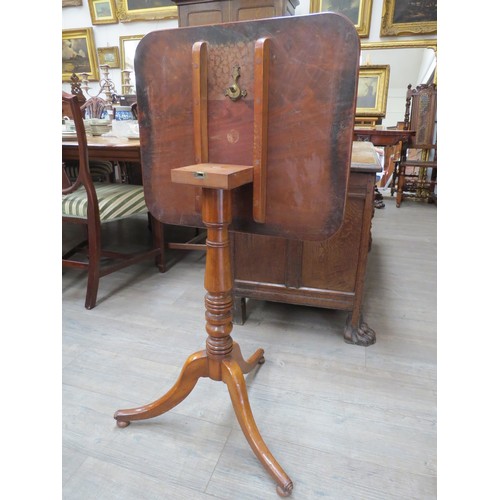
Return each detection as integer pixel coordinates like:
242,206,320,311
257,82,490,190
62,91,166,309
80,95,109,119
393,83,437,207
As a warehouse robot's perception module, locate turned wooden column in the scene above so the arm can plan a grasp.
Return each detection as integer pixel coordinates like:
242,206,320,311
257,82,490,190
203,188,234,379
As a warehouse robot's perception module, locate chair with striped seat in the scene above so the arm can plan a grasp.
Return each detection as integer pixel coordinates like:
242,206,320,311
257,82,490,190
62,91,166,309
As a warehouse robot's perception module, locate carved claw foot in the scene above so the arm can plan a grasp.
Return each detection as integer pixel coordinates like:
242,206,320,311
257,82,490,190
343,313,376,346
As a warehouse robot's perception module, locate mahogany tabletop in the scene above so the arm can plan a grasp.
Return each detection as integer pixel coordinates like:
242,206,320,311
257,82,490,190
62,135,141,163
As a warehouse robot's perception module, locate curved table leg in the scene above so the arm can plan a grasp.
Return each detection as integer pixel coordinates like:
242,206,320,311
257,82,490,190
231,342,265,374
114,350,208,427
222,358,293,497
343,313,376,346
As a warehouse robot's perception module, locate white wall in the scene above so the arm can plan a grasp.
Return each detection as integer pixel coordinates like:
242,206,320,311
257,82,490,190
62,0,436,126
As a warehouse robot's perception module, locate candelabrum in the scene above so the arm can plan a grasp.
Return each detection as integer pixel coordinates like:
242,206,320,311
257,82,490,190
121,70,134,95
80,64,117,107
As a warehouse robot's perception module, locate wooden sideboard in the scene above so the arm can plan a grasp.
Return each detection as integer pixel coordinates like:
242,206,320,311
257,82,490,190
231,141,381,346
172,0,299,27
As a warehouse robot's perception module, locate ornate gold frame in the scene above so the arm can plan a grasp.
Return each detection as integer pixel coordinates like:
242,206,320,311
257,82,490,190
97,46,121,68
62,28,99,82
380,0,437,36
116,0,177,22
309,0,373,38
88,0,119,25
361,39,437,84
356,65,390,117
119,34,144,71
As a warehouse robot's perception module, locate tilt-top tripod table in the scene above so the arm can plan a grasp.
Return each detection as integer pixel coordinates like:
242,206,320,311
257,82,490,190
114,13,360,496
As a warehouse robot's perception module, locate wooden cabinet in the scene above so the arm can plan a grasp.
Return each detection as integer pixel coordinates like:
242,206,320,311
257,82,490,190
231,146,380,346
173,0,299,27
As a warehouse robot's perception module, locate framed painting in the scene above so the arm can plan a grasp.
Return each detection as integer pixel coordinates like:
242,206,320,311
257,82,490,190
97,46,121,68
356,65,390,117
62,28,99,82
380,0,437,36
88,0,119,24
115,0,177,22
309,0,373,37
120,35,144,72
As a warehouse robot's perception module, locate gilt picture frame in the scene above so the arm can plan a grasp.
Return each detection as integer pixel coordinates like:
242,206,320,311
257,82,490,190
88,0,119,25
115,0,177,22
380,0,437,36
62,28,99,82
309,0,373,37
120,34,144,72
356,65,390,117
97,46,121,68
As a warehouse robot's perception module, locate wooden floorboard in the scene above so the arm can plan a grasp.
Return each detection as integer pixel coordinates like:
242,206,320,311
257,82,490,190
62,191,437,499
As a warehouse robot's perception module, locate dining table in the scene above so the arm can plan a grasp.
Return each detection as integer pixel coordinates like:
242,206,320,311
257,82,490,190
62,135,141,164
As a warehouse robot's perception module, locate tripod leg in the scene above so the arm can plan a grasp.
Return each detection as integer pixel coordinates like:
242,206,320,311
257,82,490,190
231,342,265,374
114,350,208,427
222,359,293,497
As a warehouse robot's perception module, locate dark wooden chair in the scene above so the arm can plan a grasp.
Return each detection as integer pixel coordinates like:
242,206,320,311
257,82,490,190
393,83,437,207
62,91,166,309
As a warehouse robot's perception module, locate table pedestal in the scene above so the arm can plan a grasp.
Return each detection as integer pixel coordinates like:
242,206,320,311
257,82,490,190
115,183,293,497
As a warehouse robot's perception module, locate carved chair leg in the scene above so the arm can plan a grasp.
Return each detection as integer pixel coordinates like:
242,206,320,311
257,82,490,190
85,223,101,310
222,358,293,497
114,350,209,427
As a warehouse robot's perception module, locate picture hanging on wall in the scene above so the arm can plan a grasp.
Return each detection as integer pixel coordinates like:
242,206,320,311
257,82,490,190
356,65,390,118
380,0,437,36
309,0,373,38
62,28,99,82
88,0,119,25
97,46,121,68
115,0,177,22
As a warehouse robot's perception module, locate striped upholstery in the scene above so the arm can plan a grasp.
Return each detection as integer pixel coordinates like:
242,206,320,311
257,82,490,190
62,184,148,222
65,160,114,183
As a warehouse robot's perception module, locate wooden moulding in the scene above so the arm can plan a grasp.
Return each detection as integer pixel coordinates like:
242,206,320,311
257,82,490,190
252,37,270,223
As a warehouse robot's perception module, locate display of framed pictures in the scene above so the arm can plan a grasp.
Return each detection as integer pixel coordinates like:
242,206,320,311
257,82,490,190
62,28,99,82
356,65,390,117
309,0,373,38
88,0,119,25
115,0,177,22
380,0,437,36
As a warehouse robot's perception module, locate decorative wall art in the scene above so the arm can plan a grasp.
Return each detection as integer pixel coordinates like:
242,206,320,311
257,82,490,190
309,0,373,37
88,0,119,24
97,46,121,68
116,0,177,22
380,0,437,36
356,65,390,117
63,0,83,6
62,28,99,82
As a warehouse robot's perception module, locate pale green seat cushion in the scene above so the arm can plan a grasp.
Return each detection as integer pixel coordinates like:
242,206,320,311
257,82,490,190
62,184,148,222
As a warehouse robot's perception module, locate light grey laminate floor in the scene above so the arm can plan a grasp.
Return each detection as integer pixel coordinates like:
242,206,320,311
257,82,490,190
62,190,437,499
